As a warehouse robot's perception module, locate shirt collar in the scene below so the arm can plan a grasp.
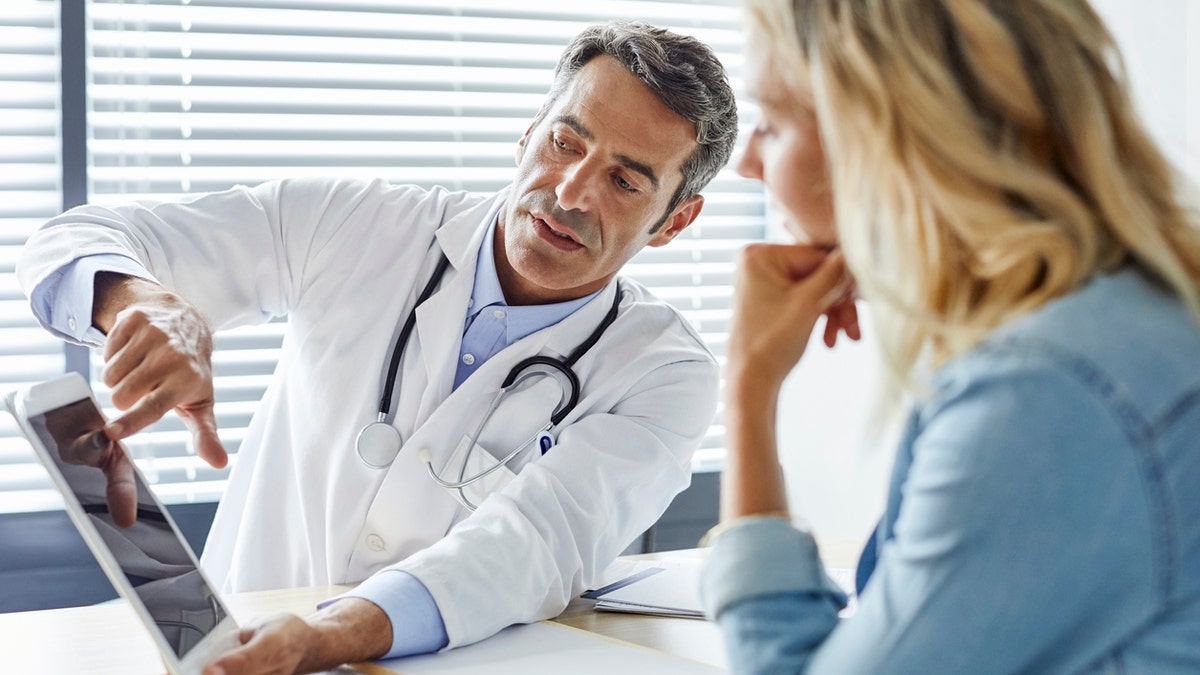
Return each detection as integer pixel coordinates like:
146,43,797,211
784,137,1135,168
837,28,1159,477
470,215,507,313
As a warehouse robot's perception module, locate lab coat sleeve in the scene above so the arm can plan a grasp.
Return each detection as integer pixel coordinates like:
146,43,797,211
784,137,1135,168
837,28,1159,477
17,178,436,332
391,342,720,649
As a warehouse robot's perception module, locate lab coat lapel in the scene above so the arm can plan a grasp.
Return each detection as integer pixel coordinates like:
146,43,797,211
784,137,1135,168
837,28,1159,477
409,193,501,427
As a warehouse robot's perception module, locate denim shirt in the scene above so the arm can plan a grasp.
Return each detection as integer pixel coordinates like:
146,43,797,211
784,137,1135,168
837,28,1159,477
701,267,1200,674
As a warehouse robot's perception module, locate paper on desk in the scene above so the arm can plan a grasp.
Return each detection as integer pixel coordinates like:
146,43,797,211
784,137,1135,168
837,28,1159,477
584,559,862,620
585,558,705,619
372,620,720,674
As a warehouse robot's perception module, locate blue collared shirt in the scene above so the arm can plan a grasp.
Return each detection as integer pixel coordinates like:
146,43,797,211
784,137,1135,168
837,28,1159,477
31,209,599,659
31,253,159,346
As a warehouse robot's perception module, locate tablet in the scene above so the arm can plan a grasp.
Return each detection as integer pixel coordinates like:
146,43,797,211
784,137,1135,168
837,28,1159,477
4,372,240,675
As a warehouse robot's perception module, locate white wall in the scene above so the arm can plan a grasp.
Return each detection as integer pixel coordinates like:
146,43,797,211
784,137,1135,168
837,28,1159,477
774,1,1199,547
775,312,892,546
1091,0,1196,180
1191,2,1200,184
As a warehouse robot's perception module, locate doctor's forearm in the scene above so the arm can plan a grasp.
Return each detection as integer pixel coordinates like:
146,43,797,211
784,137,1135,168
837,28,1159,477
298,599,394,671
720,370,789,521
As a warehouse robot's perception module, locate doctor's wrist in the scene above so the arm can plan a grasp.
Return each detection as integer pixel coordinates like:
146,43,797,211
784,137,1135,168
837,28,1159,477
300,598,394,671
93,272,176,334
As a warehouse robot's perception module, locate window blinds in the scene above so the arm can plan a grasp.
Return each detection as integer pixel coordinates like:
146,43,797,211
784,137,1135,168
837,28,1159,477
4,0,763,510
0,2,69,513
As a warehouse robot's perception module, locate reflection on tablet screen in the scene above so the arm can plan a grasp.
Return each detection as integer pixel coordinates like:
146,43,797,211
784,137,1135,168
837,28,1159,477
28,398,229,659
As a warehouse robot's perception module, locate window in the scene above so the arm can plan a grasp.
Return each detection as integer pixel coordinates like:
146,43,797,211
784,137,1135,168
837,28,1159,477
0,2,67,512
1,0,760,511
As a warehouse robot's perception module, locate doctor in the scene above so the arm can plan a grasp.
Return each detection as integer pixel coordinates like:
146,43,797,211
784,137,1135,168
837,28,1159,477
19,20,738,675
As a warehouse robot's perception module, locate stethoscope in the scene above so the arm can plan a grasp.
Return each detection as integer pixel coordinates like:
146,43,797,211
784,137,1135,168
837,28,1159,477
355,251,622,509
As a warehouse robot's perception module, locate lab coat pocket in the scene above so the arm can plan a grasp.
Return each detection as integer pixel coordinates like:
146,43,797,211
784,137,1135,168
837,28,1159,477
441,433,520,509
439,371,563,508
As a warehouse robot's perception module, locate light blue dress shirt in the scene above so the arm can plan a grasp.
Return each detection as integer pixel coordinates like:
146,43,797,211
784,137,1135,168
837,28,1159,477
33,213,598,659
700,267,1200,674
31,253,158,346
451,217,597,391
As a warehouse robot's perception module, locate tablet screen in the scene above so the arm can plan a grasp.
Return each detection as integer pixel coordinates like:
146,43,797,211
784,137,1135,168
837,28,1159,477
26,397,229,659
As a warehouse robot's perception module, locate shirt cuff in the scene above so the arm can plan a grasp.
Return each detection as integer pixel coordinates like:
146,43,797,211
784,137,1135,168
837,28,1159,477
29,254,157,346
320,570,449,659
700,516,848,619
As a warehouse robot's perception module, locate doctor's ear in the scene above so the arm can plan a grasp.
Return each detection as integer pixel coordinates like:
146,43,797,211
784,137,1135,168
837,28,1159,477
515,120,537,166
649,194,704,247
516,104,550,166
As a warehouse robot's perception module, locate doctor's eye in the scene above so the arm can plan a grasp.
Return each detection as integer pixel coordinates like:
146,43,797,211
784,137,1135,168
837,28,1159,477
551,134,575,153
614,175,638,193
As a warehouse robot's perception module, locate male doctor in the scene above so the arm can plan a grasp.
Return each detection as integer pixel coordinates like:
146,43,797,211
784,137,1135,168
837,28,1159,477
19,20,738,675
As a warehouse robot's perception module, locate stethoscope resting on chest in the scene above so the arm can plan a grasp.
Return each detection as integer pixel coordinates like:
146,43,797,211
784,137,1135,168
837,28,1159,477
355,252,622,510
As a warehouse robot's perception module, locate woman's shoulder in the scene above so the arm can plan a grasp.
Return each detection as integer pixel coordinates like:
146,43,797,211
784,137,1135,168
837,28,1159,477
936,266,1200,431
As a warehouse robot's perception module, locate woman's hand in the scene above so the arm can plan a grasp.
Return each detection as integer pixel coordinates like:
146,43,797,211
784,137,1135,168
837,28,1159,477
726,243,857,391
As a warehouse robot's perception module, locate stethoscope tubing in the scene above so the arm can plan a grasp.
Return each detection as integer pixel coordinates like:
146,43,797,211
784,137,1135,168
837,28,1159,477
358,245,624,511
377,254,452,418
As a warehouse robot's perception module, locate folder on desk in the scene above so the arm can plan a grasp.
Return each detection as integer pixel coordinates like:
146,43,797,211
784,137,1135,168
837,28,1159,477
582,559,861,621
583,559,706,619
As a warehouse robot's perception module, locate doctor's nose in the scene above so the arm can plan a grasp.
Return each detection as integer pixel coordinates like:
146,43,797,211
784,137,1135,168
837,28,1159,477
554,161,599,213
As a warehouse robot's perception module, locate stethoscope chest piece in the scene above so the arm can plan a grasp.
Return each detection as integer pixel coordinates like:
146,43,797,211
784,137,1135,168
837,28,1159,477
356,421,402,469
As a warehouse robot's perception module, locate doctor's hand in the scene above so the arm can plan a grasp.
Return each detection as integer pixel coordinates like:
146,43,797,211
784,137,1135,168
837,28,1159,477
204,599,393,675
93,273,228,473
726,244,858,391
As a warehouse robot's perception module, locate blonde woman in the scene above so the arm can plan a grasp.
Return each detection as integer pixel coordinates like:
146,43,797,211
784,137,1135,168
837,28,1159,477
701,1,1200,673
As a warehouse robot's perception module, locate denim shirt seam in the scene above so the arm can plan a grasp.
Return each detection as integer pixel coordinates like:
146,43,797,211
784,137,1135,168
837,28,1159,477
931,336,1176,603
1156,384,1200,435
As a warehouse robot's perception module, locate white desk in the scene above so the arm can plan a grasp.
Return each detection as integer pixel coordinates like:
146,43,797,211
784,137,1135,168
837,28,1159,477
0,540,861,674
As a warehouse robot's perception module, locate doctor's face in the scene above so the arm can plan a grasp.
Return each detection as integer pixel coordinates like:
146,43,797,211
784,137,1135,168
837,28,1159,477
497,55,704,305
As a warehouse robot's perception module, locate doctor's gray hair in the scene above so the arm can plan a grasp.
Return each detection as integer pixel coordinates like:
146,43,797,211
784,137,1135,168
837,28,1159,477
544,21,738,228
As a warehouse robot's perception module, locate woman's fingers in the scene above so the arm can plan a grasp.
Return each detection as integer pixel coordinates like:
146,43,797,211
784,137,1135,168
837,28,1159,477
729,244,852,385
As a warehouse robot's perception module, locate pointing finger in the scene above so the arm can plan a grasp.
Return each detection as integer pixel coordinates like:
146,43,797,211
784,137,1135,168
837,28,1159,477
179,404,228,469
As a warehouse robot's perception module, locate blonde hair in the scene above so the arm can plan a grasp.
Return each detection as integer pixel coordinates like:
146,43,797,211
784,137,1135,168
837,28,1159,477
744,0,1200,391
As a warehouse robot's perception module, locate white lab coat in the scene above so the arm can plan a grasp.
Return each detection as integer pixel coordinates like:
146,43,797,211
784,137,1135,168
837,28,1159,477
19,177,719,648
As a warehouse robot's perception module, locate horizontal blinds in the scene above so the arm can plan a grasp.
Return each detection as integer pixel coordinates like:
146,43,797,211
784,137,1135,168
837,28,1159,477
80,0,759,501
0,3,69,513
